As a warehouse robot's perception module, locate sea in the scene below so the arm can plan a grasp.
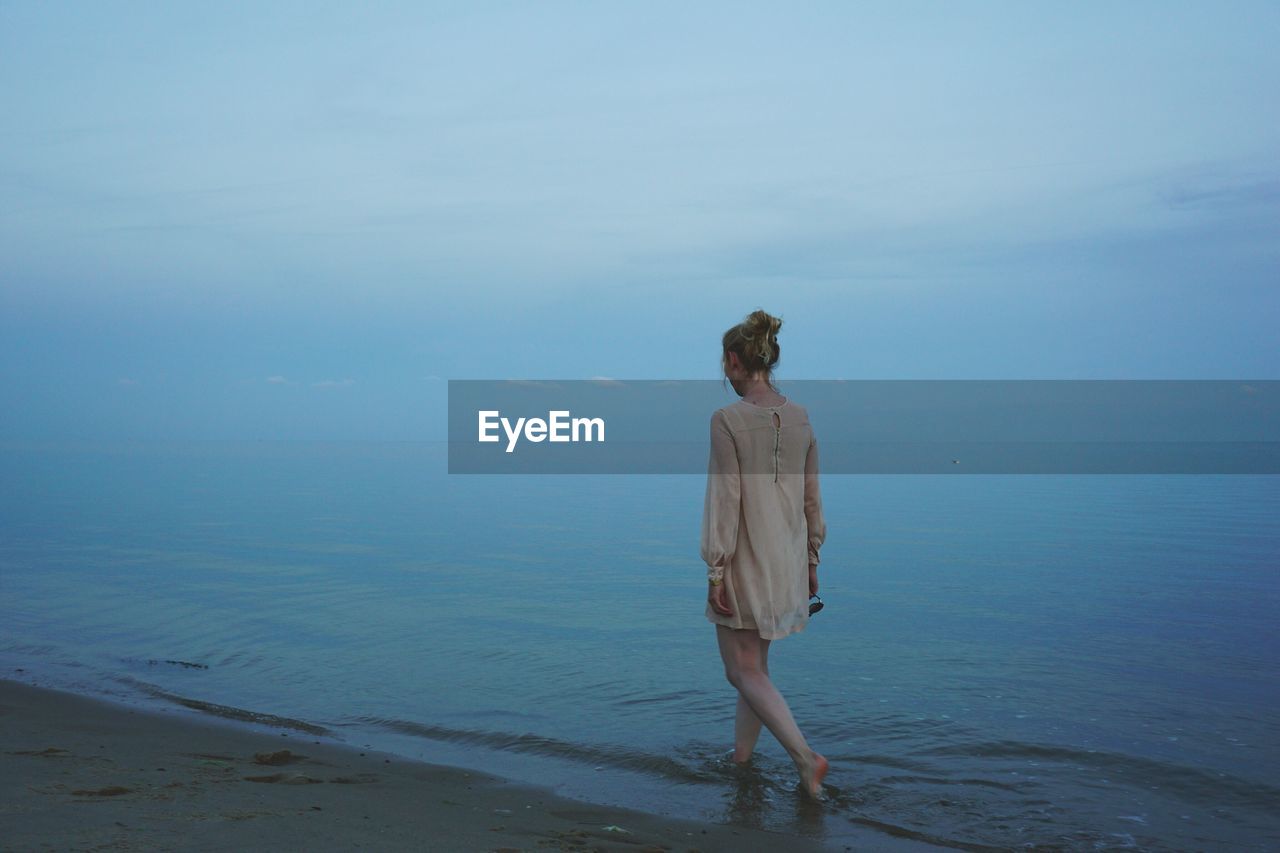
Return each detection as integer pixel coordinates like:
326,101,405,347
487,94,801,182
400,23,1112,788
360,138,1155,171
1,440,1277,851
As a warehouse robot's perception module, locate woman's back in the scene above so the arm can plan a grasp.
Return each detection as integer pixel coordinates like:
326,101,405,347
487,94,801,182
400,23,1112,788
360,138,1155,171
701,397,827,639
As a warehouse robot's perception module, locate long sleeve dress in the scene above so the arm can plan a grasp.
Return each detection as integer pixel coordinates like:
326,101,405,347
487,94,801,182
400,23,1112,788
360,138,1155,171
700,397,827,640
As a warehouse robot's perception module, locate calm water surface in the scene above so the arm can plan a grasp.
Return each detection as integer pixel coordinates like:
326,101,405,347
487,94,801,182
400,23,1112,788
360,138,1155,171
1,441,1277,850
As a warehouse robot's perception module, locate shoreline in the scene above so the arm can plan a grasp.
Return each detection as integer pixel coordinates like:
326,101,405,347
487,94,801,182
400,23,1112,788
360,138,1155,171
0,678,839,852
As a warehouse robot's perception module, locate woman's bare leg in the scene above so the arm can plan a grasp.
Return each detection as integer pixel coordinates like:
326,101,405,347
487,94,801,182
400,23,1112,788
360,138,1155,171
716,625,828,797
733,697,763,763
732,638,768,763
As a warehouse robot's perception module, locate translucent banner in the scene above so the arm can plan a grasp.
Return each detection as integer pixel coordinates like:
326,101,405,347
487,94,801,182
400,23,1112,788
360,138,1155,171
447,380,1279,474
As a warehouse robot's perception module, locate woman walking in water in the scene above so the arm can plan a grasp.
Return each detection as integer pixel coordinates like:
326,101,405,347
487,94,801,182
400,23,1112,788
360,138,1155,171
701,308,829,800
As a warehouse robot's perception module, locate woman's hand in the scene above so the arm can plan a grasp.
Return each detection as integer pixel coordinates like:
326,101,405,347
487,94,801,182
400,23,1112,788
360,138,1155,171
708,581,734,616
808,566,819,597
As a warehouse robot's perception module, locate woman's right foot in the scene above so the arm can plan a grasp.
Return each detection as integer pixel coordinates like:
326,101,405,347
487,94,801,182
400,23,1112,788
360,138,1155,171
797,750,828,800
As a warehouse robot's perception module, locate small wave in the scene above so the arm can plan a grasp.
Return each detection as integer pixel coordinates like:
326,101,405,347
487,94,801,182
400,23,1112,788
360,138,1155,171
827,751,941,774
847,814,1009,852
115,676,330,736
877,773,1022,792
347,714,714,784
913,738,1280,810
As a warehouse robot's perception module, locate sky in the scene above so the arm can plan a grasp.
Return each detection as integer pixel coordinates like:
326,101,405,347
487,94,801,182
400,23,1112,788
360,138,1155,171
1,1,1277,441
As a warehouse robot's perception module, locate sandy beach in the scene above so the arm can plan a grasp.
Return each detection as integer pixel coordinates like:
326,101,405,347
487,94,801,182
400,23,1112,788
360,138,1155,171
0,679,832,852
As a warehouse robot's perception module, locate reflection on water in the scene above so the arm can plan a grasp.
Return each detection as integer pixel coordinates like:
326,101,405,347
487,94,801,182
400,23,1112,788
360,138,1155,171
1,441,1277,850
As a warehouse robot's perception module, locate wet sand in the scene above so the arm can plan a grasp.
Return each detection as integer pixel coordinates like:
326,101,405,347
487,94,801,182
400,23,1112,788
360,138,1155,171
0,679,831,852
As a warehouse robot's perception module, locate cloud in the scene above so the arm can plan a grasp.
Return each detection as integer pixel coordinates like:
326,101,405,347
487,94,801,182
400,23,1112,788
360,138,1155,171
117,377,139,386
312,378,355,388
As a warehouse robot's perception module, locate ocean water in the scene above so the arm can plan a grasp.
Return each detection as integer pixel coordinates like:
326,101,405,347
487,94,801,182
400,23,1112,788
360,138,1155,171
2,440,1277,851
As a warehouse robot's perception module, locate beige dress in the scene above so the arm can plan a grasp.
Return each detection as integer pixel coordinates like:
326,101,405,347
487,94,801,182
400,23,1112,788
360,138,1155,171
700,397,827,640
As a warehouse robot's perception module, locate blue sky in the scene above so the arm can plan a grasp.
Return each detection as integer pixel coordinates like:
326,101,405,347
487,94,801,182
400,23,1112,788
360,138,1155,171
2,1,1276,440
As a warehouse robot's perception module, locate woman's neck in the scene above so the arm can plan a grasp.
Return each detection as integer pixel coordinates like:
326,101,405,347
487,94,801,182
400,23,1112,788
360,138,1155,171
739,378,783,405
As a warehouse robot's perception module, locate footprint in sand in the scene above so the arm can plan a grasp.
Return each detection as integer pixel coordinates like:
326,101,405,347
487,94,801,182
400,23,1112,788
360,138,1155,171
253,749,306,766
71,786,133,797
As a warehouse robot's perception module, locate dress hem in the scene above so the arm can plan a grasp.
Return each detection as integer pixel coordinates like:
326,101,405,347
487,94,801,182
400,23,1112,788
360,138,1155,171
705,610,809,641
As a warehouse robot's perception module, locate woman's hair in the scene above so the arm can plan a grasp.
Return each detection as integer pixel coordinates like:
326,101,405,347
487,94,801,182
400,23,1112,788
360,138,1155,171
721,308,782,391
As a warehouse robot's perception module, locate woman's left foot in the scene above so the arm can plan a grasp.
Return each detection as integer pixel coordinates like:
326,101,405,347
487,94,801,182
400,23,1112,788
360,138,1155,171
798,750,828,800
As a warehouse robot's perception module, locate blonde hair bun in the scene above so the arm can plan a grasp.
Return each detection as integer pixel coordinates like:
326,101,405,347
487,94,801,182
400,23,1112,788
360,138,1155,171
721,308,783,375
742,309,782,365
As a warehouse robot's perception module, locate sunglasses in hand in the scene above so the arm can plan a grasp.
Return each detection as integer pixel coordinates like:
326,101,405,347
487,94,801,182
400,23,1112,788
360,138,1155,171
809,594,824,616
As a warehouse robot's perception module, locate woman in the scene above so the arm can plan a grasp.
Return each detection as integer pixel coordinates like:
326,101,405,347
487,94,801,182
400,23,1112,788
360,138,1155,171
701,308,829,800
